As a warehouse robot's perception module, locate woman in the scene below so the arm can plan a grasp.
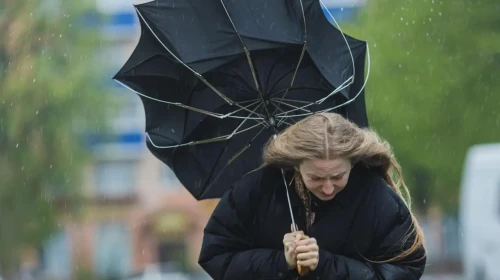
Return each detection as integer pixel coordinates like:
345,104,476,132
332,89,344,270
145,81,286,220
198,113,427,279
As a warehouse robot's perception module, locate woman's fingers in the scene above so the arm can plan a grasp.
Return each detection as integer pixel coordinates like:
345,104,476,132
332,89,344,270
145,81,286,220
283,231,304,243
295,237,318,253
296,244,319,253
297,258,318,267
295,237,317,247
296,251,319,261
284,241,296,251
297,250,319,270
292,236,320,271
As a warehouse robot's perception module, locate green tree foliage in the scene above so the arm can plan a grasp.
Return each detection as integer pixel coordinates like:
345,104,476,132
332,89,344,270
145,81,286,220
344,0,500,211
0,0,109,275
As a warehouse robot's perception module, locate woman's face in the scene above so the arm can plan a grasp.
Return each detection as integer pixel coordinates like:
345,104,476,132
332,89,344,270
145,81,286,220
298,158,352,201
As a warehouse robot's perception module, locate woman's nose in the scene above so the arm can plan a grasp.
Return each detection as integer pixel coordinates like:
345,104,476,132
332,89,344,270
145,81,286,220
322,181,335,195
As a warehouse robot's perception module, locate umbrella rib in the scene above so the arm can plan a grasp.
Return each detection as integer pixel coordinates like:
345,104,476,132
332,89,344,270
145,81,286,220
134,8,265,119
147,104,270,149
219,0,273,121
278,119,295,127
269,99,311,114
277,44,372,120
271,0,307,117
275,77,352,124
270,97,316,105
268,103,298,127
114,79,224,119
317,44,371,114
244,101,270,127
116,78,265,120
276,0,366,125
222,100,266,120
319,0,357,91
200,124,267,199
147,119,267,149
270,86,328,98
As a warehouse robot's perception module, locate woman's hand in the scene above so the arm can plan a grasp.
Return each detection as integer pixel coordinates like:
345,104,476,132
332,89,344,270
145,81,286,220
283,230,304,270
295,236,319,271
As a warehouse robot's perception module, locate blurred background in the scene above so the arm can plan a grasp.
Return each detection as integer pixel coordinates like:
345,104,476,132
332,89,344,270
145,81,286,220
0,0,498,279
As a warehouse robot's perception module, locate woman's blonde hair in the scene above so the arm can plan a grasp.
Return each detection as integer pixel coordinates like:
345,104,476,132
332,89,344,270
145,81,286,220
262,112,425,263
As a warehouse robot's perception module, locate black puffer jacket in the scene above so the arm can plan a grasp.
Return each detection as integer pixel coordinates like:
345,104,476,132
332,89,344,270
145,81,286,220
198,164,426,279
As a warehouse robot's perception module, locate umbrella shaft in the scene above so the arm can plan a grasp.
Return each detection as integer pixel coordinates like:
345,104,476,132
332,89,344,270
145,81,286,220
280,168,298,231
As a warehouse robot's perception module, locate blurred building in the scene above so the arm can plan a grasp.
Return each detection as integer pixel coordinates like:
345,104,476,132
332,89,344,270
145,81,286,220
29,1,218,279
30,0,366,279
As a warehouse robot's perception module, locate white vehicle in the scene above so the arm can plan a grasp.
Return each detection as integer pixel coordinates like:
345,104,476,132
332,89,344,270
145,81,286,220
459,143,500,280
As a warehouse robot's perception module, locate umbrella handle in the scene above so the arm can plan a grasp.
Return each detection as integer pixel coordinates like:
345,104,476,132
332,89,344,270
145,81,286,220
283,171,310,276
291,224,310,276
297,263,310,276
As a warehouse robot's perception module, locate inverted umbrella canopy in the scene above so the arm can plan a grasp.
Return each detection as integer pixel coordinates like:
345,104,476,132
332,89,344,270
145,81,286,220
114,0,370,200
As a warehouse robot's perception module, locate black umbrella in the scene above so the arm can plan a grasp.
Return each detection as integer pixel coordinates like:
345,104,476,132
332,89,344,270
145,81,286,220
113,0,370,202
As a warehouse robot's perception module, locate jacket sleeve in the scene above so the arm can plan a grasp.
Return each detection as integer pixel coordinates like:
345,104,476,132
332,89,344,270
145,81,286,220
198,172,292,280
309,184,427,280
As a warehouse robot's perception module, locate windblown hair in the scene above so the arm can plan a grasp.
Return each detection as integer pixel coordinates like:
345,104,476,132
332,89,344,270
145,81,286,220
262,112,426,263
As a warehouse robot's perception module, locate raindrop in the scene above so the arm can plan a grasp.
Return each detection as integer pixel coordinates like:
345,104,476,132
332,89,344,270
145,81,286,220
423,199,426,204
33,78,36,83
430,8,434,12
429,18,432,22
373,43,377,48
400,17,404,21
439,12,442,16
59,34,63,38
50,165,53,169
36,111,38,115
171,129,175,133
16,143,19,148
21,166,24,171
406,125,410,130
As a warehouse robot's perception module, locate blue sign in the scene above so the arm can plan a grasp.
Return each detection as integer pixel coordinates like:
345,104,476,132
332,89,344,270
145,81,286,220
322,7,359,23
